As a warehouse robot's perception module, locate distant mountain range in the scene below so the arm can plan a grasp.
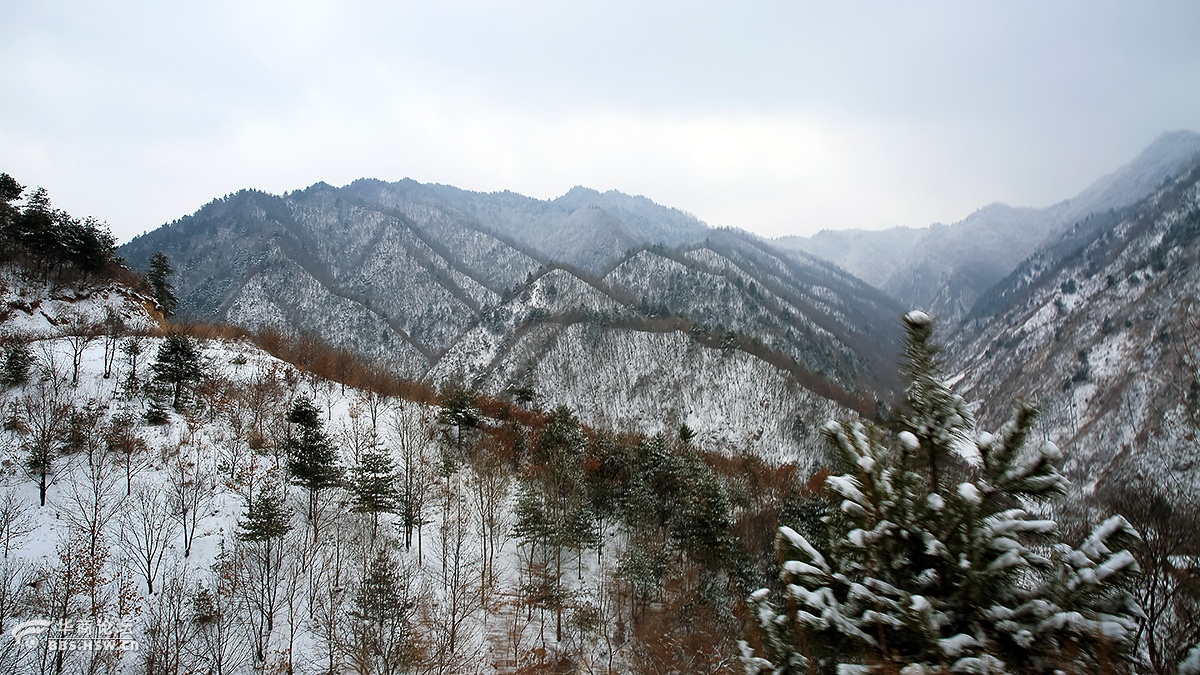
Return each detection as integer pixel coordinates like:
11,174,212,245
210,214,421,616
949,153,1200,488
120,180,901,463
119,130,1200,477
775,130,1200,325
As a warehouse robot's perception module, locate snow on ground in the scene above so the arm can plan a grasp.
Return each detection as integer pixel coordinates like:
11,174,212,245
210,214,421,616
1,267,157,337
0,278,734,673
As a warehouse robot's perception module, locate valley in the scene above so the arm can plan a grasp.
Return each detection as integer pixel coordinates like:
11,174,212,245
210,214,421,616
1,128,1198,673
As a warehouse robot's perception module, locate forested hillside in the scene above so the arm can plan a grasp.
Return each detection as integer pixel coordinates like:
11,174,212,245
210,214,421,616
5,165,1199,673
119,179,902,461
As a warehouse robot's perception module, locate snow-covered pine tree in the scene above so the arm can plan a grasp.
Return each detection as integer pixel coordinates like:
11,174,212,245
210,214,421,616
285,395,343,541
146,251,178,318
349,443,401,541
742,311,1142,674
150,332,203,410
0,337,34,387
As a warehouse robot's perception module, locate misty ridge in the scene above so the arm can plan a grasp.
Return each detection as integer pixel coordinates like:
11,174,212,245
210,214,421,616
0,128,1198,673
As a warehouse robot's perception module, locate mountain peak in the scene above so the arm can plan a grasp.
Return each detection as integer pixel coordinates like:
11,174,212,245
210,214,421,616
1142,128,1200,154
1065,129,1200,221
555,185,603,205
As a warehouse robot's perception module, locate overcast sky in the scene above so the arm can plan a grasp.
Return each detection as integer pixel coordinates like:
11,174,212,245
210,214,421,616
3,1,1199,244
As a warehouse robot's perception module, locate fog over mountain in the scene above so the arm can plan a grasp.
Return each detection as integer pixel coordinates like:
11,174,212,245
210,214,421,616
777,130,1200,325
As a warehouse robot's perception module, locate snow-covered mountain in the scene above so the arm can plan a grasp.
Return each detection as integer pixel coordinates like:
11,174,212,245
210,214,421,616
777,130,1200,324
7,130,1200,671
0,265,816,673
119,181,903,461
947,151,1200,489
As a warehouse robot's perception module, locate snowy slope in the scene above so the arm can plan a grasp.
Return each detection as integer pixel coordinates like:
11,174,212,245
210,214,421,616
119,183,902,467
0,269,787,673
778,130,1200,325
948,155,1200,489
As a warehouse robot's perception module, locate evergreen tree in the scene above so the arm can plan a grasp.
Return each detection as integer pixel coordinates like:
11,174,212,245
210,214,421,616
285,396,343,541
743,311,1142,674
151,333,203,410
13,186,59,277
0,173,25,246
666,454,735,569
62,215,117,274
437,380,480,454
348,546,415,674
146,251,179,318
0,179,116,279
0,338,34,387
349,443,401,541
238,481,293,544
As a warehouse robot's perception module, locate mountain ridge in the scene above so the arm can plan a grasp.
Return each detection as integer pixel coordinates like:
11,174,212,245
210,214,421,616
776,129,1200,324
946,151,1200,486
120,180,903,461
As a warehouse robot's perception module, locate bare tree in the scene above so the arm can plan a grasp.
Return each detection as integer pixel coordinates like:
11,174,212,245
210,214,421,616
118,486,177,595
100,307,124,380
338,401,376,467
17,374,70,506
429,476,484,665
167,449,211,558
0,555,31,671
28,528,106,675
119,334,147,397
243,364,286,453
61,437,124,562
310,540,350,675
358,386,389,433
218,401,252,483
104,412,150,496
392,403,435,560
141,565,199,675
59,311,99,387
0,486,36,559
470,445,510,608
278,531,320,674
0,487,33,669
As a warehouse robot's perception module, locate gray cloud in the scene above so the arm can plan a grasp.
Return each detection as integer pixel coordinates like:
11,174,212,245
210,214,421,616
3,0,1198,243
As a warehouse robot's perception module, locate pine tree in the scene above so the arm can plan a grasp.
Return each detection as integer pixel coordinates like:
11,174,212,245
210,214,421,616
1,181,116,280
237,480,292,661
285,396,343,541
743,311,1142,674
146,251,178,318
437,381,480,455
0,173,23,244
0,338,34,387
238,481,293,544
151,333,203,410
348,546,415,674
349,443,401,541
666,454,735,569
